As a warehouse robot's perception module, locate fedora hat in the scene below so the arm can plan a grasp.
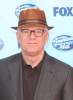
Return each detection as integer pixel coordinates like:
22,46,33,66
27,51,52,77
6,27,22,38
11,8,54,30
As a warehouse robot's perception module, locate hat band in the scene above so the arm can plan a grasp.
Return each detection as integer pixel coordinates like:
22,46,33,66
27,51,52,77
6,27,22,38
18,19,47,26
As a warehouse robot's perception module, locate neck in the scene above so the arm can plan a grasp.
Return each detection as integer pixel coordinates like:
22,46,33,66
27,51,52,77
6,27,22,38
22,51,45,68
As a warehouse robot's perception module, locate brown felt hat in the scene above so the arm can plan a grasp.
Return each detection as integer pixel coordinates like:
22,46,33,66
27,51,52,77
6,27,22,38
11,8,54,30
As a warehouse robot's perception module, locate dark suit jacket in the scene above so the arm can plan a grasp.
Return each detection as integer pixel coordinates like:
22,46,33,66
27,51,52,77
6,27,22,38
0,52,73,100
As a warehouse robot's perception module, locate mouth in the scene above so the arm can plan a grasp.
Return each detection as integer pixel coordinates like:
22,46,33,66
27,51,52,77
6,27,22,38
27,43,38,44
27,43,38,46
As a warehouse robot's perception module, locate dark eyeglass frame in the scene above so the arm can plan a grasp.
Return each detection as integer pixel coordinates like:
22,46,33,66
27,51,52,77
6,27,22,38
17,28,48,37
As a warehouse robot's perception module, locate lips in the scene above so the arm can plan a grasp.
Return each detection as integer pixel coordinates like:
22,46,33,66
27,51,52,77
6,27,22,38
27,43,38,44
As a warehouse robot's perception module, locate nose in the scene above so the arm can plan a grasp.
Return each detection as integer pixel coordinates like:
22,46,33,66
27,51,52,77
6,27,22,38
29,32,36,39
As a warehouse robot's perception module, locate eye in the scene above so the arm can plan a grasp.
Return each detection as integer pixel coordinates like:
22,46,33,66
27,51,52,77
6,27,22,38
21,29,29,33
36,29,43,33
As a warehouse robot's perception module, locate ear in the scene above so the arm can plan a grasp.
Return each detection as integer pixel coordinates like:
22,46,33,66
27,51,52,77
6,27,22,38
45,32,49,43
16,32,20,42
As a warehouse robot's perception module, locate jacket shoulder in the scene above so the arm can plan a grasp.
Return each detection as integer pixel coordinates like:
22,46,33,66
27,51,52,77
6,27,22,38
45,52,72,70
0,52,21,66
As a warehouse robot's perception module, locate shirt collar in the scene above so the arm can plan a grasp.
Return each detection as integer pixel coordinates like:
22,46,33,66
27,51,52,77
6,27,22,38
22,51,46,73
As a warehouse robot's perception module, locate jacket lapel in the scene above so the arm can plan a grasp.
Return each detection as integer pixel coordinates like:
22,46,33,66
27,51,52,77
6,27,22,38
8,53,23,100
33,53,56,100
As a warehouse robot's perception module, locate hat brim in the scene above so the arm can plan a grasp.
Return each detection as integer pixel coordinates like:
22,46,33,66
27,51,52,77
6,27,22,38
11,23,54,30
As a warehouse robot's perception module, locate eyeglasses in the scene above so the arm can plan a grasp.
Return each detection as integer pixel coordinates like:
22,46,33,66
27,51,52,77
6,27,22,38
17,28,48,37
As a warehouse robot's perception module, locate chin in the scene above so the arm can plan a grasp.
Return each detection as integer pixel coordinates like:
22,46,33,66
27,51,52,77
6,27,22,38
26,51,40,56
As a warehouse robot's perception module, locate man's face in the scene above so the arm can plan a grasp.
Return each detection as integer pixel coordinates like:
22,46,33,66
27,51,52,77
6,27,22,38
16,27,49,56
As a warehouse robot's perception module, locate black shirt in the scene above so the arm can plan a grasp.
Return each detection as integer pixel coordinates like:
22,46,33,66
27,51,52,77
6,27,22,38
22,53,45,100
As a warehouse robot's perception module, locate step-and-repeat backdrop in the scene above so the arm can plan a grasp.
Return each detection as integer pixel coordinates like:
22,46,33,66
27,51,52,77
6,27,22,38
0,0,73,67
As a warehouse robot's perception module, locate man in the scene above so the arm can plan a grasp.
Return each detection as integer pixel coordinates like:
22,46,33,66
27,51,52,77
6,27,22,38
0,8,73,100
